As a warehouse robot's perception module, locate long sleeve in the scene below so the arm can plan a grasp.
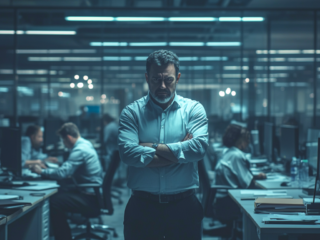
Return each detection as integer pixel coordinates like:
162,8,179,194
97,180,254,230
41,148,83,179
166,103,208,163
118,107,156,168
21,137,31,167
32,148,48,161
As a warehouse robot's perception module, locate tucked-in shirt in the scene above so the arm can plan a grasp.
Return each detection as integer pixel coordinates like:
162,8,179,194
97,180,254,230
104,121,119,163
21,136,48,167
215,147,253,197
42,137,103,192
118,92,208,194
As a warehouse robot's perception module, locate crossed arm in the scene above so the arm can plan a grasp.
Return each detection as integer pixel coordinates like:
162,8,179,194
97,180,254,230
140,133,193,168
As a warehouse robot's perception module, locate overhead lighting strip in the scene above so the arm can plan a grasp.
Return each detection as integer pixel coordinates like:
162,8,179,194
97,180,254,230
65,16,264,22
90,42,241,47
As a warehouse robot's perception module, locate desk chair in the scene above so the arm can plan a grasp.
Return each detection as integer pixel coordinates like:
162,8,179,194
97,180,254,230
198,160,240,239
71,151,121,240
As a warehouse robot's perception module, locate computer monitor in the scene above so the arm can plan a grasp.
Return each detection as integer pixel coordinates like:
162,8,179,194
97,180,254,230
279,125,299,161
306,129,320,170
264,122,275,162
250,130,261,157
0,127,21,176
43,118,62,148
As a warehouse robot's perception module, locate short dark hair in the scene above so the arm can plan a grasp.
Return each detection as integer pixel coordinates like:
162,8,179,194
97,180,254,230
57,122,80,138
25,125,41,137
146,50,180,77
223,124,250,148
103,114,115,123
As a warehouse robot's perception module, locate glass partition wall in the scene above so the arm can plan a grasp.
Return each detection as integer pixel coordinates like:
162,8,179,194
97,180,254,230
0,8,318,143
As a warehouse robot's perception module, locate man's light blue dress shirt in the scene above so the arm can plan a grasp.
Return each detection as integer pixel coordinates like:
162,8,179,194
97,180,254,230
118,92,208,194
42,137,103,192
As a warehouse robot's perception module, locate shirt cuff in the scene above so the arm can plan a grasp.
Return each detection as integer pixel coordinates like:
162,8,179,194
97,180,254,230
140,147,156,166
166,142,186,163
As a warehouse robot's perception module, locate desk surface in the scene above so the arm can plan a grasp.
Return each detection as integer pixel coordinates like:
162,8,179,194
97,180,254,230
256,175,316,190
0,188,57,225
228,189,320,235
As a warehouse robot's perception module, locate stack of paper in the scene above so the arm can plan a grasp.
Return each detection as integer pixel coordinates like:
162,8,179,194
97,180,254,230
263,214,320,224
254,198,305,213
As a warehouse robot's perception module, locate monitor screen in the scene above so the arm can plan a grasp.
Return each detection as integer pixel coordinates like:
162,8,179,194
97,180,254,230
250,130,261,157
44,118,62,148
306,129,320,170
0,127,21,176
280,125,299,161
264,122,275,162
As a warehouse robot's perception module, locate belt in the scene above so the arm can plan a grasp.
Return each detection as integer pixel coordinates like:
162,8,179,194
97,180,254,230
132,189,195,203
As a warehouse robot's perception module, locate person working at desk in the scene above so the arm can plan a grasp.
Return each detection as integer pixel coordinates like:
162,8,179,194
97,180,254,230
214,124,266,222
30,122,103,240
21,125,58,169
119,50,208,240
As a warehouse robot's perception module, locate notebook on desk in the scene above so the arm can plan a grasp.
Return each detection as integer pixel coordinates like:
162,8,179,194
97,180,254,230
13,183,59,191
254,198,305,213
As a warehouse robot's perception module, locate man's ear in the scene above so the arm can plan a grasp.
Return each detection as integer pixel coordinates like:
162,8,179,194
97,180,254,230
176,72,181,84
67,135,73,142
145,72,149,84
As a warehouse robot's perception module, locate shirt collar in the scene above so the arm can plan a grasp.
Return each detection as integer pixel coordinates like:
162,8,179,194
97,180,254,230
146,91,181,111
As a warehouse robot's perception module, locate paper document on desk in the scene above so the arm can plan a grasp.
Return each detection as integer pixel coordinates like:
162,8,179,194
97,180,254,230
13,183,60,191
263,214,320,224
0,200,32,207
255,198,305,212
303,198,320,204
241,190,287,196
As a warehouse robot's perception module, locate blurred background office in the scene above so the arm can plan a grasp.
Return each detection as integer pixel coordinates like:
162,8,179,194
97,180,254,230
1,0,320,239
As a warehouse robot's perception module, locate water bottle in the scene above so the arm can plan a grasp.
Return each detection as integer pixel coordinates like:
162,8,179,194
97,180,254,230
299,159,309,188
290,157,299,185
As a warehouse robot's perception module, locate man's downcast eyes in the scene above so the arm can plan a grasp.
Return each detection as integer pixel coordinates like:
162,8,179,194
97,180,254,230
151,78,174,83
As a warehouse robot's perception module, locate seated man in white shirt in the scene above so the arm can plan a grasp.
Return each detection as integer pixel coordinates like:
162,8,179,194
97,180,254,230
21,125,58,169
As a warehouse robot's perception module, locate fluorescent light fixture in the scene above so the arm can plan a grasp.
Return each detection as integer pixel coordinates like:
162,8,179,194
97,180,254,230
63,57,101,61
65,16,114,21
0,87,9,92
179,57,199,61
0,69,13,74
29,57,62,61
168,17,217,22
219,17,264,22
26,31,76,35
135,56,147,61
90,42,128,47
180,66,213,70
242,17,264,22
206,42,241,46
200,56,228,61
129,42,167,46
169,42,204,46
116,17,165,21
77,82,84,88
0,30,24,34
219,17,241,22
277,50,301,54
103,56,132,61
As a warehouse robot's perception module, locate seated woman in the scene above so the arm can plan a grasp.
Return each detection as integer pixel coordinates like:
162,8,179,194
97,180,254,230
214,124,266,223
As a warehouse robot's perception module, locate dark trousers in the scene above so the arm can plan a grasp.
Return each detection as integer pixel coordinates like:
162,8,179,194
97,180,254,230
124,194,204,240
50,190,100,240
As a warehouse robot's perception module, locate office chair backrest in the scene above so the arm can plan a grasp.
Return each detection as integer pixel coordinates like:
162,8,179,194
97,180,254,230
102,150,121,215
198,159,216,218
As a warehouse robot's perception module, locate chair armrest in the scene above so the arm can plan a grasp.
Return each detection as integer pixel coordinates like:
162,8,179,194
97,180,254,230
210,184,233,189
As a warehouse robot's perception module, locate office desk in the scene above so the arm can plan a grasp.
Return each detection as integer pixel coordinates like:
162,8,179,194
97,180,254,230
0,188,57,240
256,176,315,190
228,189,320,240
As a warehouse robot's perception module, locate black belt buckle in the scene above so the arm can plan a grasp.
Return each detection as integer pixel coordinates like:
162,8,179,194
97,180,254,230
159,194,169,203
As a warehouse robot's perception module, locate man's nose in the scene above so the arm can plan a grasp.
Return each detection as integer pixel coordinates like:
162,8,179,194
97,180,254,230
160,80,166,89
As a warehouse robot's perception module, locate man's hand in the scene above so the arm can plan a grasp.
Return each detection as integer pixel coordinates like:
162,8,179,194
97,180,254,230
30,164,43,174
182,133,193,142
25,160,47,169
255,173,267,180
45,157,59,163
